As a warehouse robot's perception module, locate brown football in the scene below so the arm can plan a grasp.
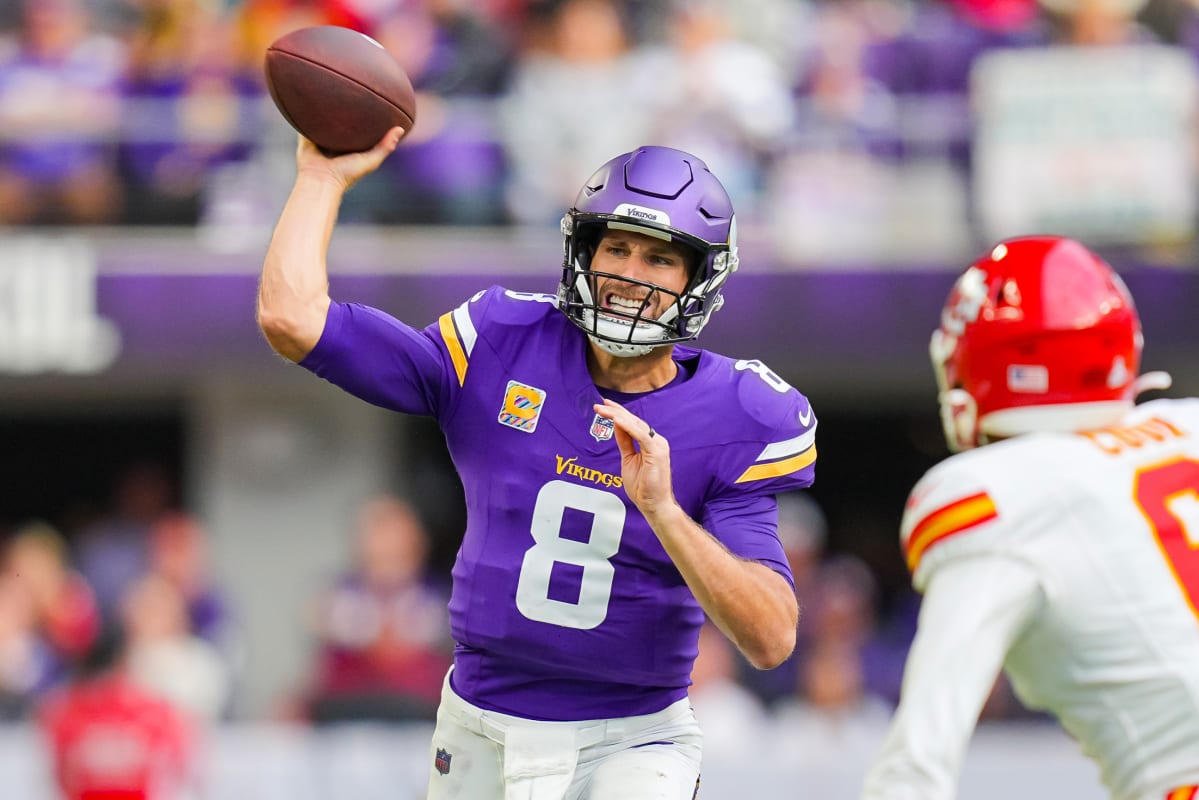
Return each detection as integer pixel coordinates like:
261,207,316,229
264,25,416,155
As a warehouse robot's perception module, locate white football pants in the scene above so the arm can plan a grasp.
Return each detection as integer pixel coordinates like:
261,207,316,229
424,671,703,800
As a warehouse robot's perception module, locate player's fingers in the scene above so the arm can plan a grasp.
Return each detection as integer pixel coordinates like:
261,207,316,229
342,126,404,175
596,399,659,449
295,134,322,160
594,401,635,458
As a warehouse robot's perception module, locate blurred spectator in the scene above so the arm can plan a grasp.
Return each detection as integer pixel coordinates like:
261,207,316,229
304,495,451,724
0,574,58,719
345,0,512,224
4,522,100,667
689,619,770,760
640,0,796,213
807,553,907,706
498,0,661,224
37,628,199,800
1039,0,1158,44
117,1,263,224
232,0,335,74
770,638,891,769
120,572,231,723
75,461,175,627
144,512,242,715
146,512,234,649
0,0,125,224
737,493,828,707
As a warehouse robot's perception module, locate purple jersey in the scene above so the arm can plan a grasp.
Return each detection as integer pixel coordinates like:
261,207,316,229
301,287,816,720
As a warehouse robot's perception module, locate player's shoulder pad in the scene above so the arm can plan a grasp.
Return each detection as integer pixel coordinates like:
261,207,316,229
706,354,817,490
901,452,1002,585
456,285,559,329
434,286,559,386
715,355,812,428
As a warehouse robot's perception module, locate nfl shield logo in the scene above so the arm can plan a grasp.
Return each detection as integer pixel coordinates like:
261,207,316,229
590,414,615,442
435,747,452,775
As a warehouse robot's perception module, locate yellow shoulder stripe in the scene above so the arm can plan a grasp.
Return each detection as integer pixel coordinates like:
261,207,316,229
439,312,468,386
735,446,817,484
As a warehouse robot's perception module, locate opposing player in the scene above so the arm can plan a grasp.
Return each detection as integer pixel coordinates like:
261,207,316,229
860,236,1199,800
257,129,815,799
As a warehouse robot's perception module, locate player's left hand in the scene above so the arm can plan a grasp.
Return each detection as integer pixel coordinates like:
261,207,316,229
593,399,677,522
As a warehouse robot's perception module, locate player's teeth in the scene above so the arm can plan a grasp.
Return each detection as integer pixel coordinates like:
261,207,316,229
608,297,644,311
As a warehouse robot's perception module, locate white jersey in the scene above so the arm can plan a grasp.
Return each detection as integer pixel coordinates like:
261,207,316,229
862,398,1199,800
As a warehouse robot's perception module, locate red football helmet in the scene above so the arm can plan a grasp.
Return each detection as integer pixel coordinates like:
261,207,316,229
931,235,1169,452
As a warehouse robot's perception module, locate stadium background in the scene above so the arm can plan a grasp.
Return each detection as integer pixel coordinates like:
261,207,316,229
0,0,1197,796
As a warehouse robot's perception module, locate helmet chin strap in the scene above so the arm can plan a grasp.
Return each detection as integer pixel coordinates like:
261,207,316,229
588,334,661,358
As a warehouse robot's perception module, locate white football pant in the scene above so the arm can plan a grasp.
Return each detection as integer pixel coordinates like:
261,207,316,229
425,672,702,800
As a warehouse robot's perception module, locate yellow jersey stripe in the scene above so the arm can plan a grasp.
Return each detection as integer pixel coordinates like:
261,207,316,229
439,312,468,386
905,492,998,572
1166,786,1197,800
734,446,817,484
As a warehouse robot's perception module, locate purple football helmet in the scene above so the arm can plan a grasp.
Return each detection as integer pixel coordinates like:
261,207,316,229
557,146,739,356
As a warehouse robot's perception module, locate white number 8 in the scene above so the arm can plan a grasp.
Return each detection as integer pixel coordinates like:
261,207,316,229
735,359,791,393
515,480,626,629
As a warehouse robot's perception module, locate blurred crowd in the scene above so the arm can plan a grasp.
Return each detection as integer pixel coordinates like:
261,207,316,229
0,446,1059,798
0,460,1037,747
0,0,1196,245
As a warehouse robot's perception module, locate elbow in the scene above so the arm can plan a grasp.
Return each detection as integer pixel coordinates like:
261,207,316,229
256,294,327,363
739,576,800,670
256,304,309,363
740,607,797,670
745,624,796,671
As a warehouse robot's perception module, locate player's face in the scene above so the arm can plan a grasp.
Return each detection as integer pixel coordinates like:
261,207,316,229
589,231,691,323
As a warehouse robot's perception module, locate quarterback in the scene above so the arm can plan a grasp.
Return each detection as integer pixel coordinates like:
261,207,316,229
861,236,1199,800
258,130,815,799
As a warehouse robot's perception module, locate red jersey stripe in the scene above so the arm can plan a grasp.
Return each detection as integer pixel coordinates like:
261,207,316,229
905,491,999,572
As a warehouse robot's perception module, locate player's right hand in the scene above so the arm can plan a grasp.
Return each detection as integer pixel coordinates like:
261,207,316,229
295,126,404,192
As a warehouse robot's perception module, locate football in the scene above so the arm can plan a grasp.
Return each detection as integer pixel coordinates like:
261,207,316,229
264,25,417,155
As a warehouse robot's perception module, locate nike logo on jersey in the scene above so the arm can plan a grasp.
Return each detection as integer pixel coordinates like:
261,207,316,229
798,405,813,427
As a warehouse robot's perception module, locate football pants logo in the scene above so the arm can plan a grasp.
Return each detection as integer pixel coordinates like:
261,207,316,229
434,747,452,775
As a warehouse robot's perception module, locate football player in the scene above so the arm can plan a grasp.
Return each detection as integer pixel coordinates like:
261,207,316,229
258,130,816,799
860,236,1199,800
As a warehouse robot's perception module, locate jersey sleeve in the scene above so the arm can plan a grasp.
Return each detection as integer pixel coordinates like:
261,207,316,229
860,555,1043,800
300,288,510,421
299,300,455,417
701,365,818,585
900,459,1003,592
701,493,794,588
721,373,818,497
